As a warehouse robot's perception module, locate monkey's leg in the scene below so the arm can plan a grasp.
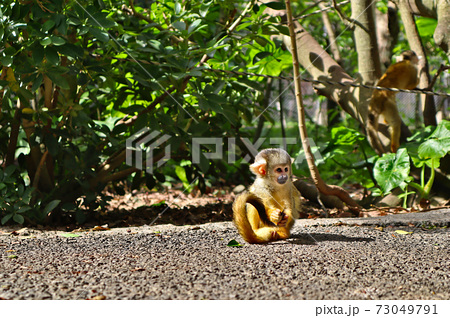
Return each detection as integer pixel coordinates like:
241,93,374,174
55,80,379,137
246,204,262,230
247,204,278,242
254,227,279,241
367,110,386,156
383,100,402,153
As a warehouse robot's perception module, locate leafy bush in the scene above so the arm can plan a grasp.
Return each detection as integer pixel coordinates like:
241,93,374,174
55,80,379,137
373,120,450,206
0,0,294,224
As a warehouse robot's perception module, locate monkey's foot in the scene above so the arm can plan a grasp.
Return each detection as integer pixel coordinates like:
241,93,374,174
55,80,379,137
255,228,279,242
271,231,280,240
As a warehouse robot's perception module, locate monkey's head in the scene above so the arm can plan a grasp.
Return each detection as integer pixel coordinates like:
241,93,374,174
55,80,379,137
398,50,419,65
250,148,294,186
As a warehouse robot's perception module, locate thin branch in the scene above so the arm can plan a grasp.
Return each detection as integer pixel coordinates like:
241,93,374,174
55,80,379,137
319,2,342,63
285,0,360,209
332,0,368,32
427,64,450,90
228,0,256,34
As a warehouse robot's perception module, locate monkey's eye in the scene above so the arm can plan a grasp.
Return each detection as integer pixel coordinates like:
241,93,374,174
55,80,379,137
284,167,288,172
276,168,283,173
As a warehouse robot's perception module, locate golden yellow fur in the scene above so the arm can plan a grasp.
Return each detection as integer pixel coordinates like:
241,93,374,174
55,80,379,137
367,50,419,155
232,149,302,244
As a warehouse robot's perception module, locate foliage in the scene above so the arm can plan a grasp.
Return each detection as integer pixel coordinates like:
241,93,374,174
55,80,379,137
0,165,60,224
0,0,447,224
0,165,33,224
373,120,450,205
0,0,294,224
295,125,376,189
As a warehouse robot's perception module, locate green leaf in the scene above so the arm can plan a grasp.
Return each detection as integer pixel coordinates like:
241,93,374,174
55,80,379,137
0,55,13,67
264,1,286,10
50,35,66,46
175,166,190,189
40,36,52,46
17,206,32,213
416,17,437,37
227,239,243,247
43,200,61,215
18,87,35,102
174,2,182,15
272,24,290,36
4,165,16,177
1,213,13,225
13,214,24,224
46,71,69,90
197,153,211,174
57,43,84,58
188,19,202,34
89,14,117,29
418,121,450,161
205,93,227,104
89,27,109,42
253,51,272,64
331,127,364,145
45,134,59,156
42,20,56,33
151,201,166,207
45,46,60,65
31,73,44,92
428,120,450,140
172,21,186,32
418,139,447,161
32,44,45,65
60,233,81,238
373,148,410,194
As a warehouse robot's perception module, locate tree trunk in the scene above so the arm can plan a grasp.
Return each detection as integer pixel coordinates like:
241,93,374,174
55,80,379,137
402,0,450,53
396,0,437,126
351,0,382,84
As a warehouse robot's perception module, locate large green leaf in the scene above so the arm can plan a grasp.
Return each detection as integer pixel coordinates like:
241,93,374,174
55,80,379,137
416,17,437,37
373,148,410,194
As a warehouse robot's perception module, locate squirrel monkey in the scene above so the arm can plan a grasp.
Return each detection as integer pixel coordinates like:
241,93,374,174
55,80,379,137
367,50,419,155
233,148,302,244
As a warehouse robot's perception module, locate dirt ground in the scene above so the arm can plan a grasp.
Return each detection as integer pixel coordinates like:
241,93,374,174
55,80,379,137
66,184,449,231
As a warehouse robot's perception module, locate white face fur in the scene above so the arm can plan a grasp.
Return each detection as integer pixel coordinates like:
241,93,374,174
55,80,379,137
273,164,290,185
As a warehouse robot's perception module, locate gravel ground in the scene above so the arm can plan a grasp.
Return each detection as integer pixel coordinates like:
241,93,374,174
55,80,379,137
0,210,449,300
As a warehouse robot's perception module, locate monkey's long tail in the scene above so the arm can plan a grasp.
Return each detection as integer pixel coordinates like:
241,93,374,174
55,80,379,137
232,192,268,244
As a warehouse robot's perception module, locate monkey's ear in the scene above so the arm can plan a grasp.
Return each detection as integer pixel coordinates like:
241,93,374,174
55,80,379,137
291,157,295,164
250,160,267,176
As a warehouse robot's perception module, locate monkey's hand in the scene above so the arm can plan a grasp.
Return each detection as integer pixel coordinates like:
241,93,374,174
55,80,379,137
269,209,288,227
277,212,289,227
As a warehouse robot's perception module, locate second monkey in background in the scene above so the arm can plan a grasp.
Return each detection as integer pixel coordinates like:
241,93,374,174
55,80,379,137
367,50,419,155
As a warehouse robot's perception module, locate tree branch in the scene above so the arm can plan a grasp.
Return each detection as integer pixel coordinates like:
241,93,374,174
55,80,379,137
285,0,360,209
396,0,436,126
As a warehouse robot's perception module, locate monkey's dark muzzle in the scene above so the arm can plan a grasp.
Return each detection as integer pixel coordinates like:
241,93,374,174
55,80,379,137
277,175,288,184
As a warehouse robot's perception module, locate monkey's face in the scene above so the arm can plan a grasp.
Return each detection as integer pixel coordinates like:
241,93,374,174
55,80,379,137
273,165,290,185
